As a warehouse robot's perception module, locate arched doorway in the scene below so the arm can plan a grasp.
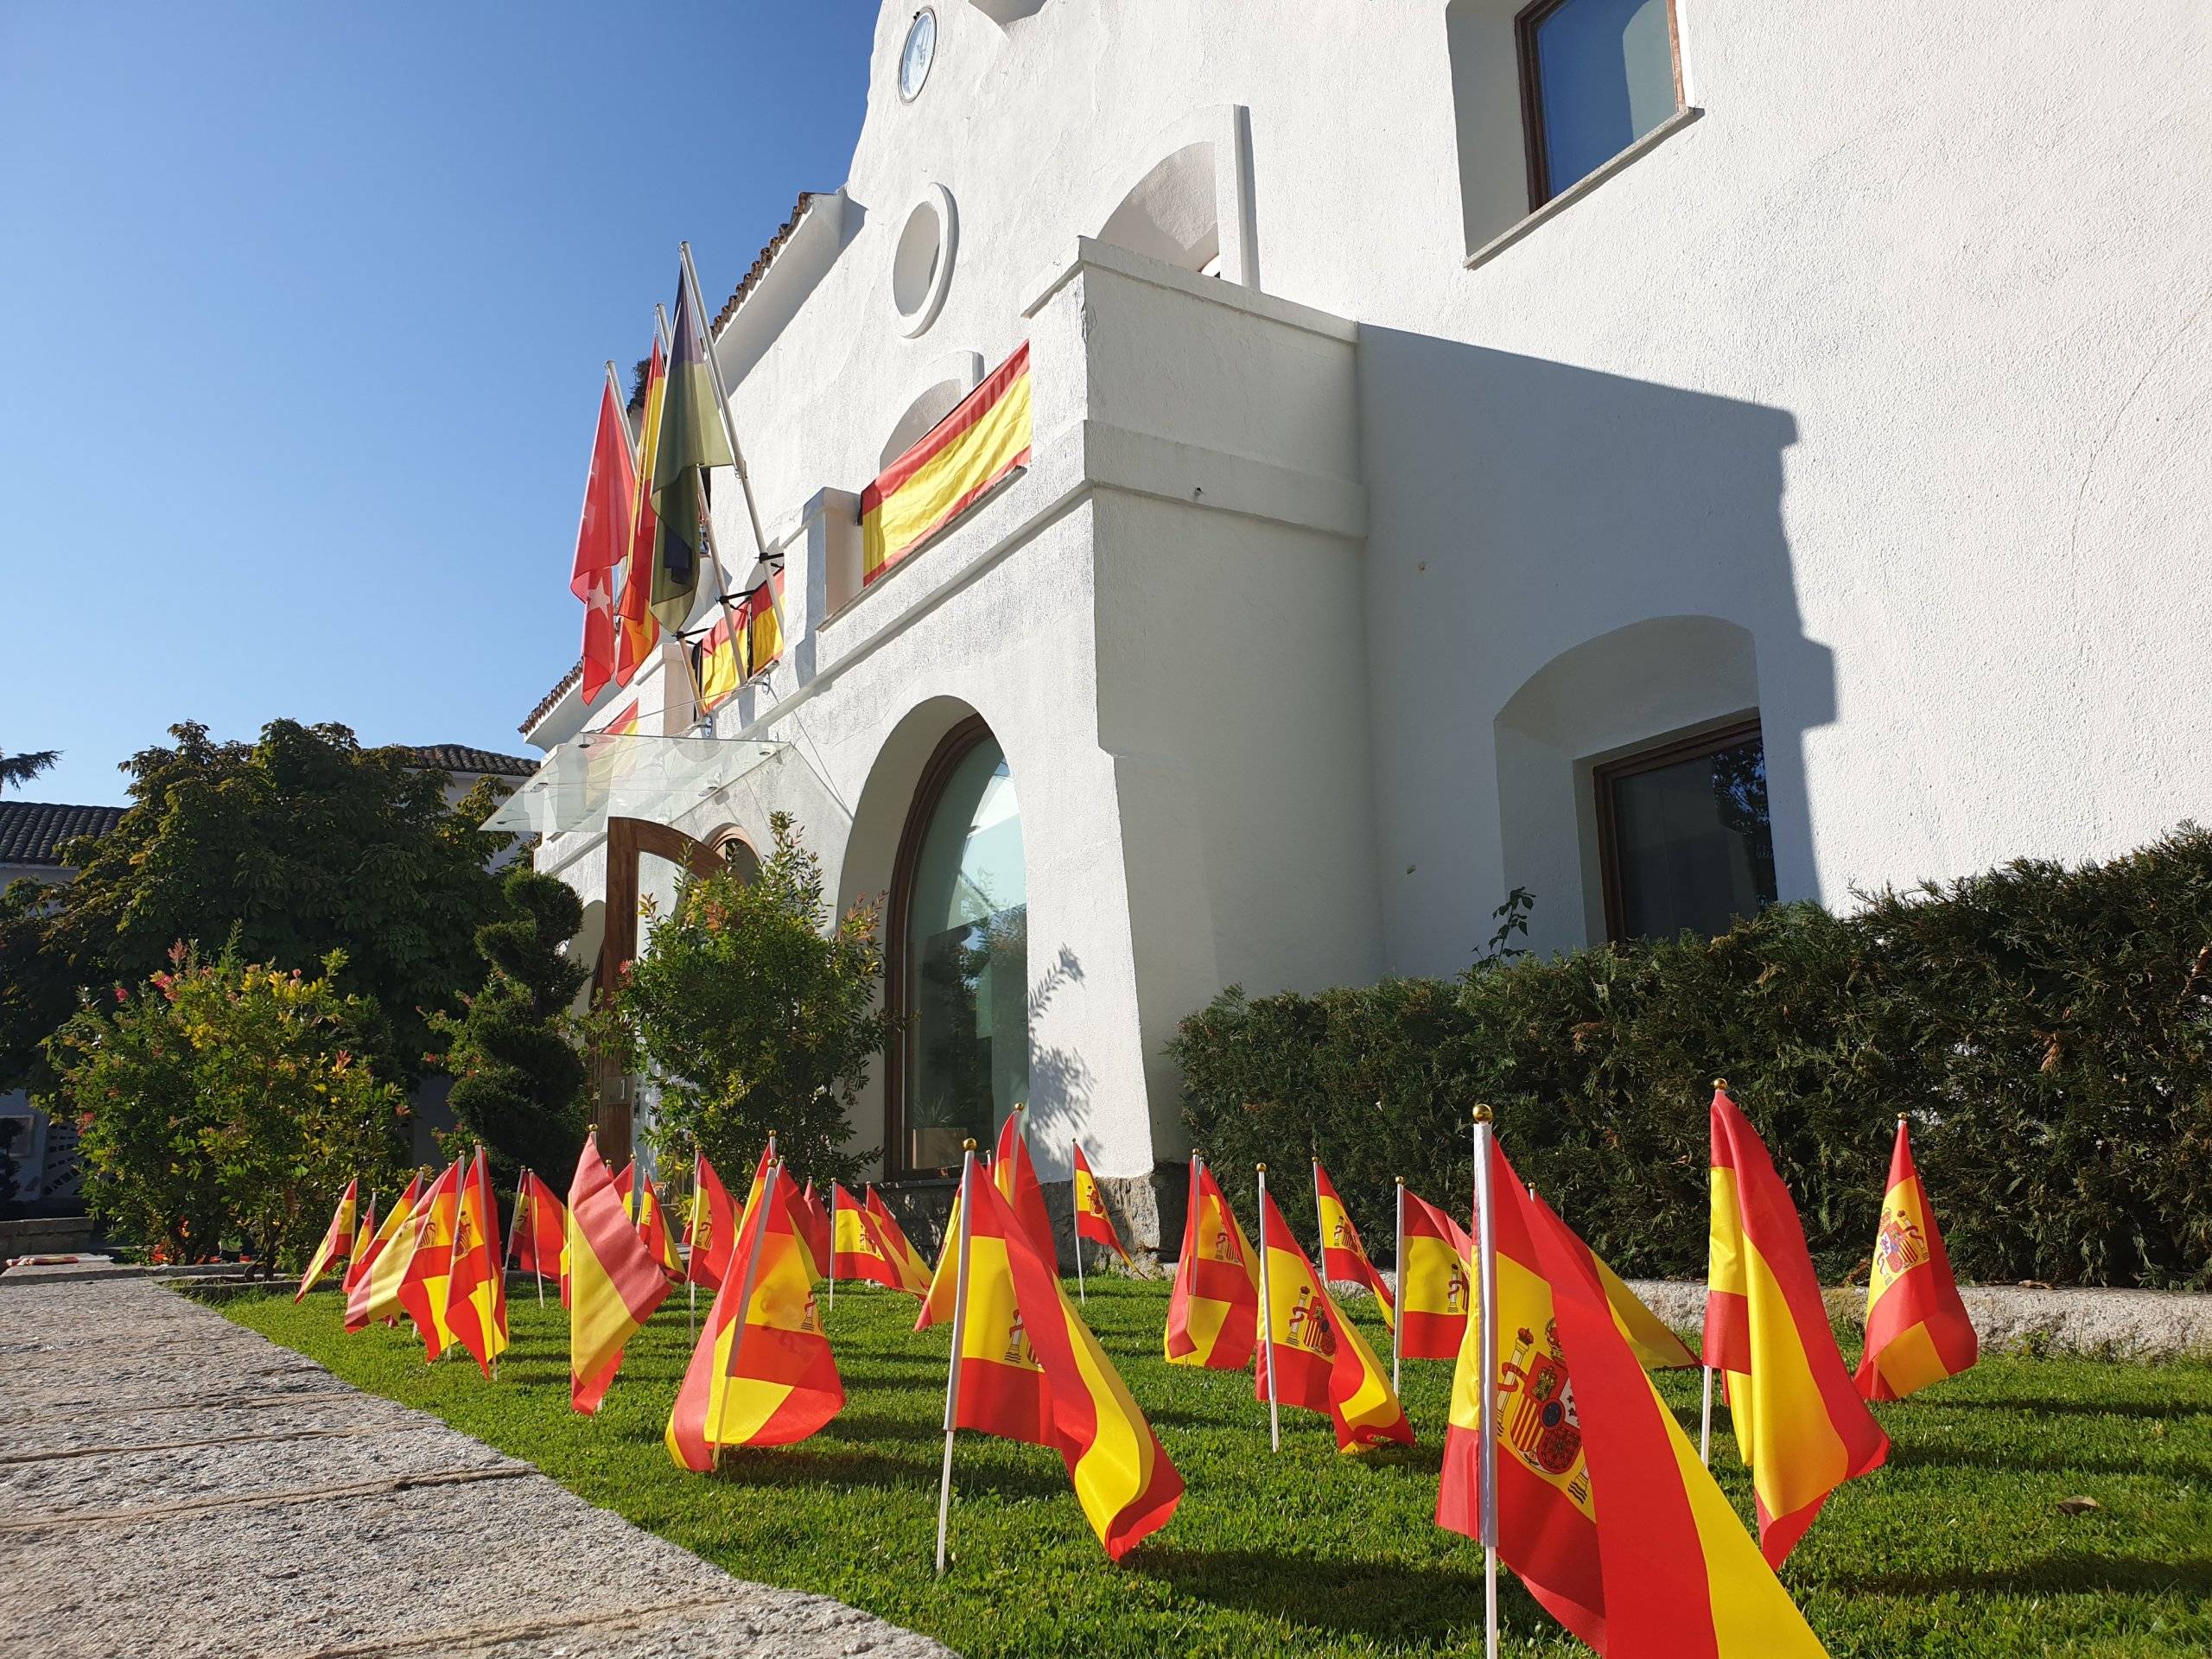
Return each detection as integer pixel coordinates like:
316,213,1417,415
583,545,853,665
885,716,1028,1178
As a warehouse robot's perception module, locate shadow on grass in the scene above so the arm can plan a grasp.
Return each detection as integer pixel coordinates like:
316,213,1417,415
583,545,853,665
703,1440,1071,1502
1139,1545,1503,1643
1834,1554,2212,1599
1922,1397,2212,1421
1885,1440,2212,1482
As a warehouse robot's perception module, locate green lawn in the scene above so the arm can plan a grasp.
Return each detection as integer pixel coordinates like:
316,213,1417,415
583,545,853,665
228,1278,2212,1657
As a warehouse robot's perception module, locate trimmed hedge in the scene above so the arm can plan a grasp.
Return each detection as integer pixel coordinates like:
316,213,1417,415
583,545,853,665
1170,826,2212,1288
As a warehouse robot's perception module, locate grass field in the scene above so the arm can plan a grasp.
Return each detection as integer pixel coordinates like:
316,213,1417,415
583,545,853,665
229,1277,2212,1657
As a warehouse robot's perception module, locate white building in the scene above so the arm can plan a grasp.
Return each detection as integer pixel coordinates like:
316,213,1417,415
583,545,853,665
513,1,2211,1242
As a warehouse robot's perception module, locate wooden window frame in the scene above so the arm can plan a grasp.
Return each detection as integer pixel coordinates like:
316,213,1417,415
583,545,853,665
882,714,995,1182
1592,716,1763,944
1516,0,1686,211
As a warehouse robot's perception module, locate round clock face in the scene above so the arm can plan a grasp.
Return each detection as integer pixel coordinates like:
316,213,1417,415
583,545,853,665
899,9,937,102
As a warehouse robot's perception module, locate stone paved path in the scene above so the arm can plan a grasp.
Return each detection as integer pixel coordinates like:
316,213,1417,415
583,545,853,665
0,1270,953,1659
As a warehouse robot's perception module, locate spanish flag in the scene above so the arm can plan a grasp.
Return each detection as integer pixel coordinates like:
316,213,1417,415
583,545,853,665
1856,1118,1978,1402
831,1182,901,1289
1705,1085,1889,1564
861,342,1032,583
914,1187,967,1332
294,1179,358,1301
635,1171,683,1282
665,1160,843,1470
1073,1142,1132,1266
1442,1132,1830,1656
339,1191,377,1295
685,1154,738,1292
343,1173,421,1325
568,1132,673,1414
865,1186,933,1296
511,1170,566,1280
1399,1185,1474,1361
993,1109,1058,1268
957,1165,1185,1559
396,1158,462,1362
1164,1158,1259,1369
444,1149,509,1379
1313,1160,1392,1323
572,362,638,706
1592,1248,1700,1372
1255,1182,1414,1451
938,1176,1055,1451
791,1179,832,1280
614,335,666,689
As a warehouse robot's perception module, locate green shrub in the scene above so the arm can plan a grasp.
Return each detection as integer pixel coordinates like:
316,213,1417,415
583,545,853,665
1171,826,2212,1288
54,944,406,1268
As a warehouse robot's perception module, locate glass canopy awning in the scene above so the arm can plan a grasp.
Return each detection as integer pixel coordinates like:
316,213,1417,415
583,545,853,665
482,732,788,842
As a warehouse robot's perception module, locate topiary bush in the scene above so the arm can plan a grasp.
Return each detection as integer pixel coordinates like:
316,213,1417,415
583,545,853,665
1171,825,2212,1289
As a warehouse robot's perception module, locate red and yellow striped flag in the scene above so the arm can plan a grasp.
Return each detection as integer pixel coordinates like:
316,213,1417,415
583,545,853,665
1857,1118,1977,1402
861,343,1032,582
791,1179,832,1280
1255,1183,1414,1451
686,1154,738,1291
864,1186,932,1297
830,1181,902,1290
1443,1132,1830,1656
396,1159,462,1362
613,335,665,689
1705,1086,1889,1564
1399,1186,1474,1360
1073,1142,1132,1266
1313,1160,1392,1322
1164,1160,1259,1369
445,1149,509,1378
568,1133,673,1414
993,1110,1057,1269
968,1165,1184,1560
665,1161,843,1469
512,1171,566,1279
340,1191,377,1294
636,1171,683,1282
294,1179,358,1301
342,1173,420,1325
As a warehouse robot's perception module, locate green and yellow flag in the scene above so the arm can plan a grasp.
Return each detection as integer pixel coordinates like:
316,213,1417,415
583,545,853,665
649,253,735,631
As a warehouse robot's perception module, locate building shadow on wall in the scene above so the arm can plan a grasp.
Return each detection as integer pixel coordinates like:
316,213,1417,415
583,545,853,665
1356,329,1837,960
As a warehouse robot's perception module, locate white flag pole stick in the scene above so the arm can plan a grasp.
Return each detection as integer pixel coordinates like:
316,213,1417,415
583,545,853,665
1312,1159,1327,1283
935,1141,977,1577
1256,1164,1280,1453
683,1141,701,1341
1392,1176,1407,1397
525,1173,544,1307
1701,1368,1716,1465
715,1159,777,1471
826,1182,837,1313
1072,1139,1087,1306
1472,1106,1500,1659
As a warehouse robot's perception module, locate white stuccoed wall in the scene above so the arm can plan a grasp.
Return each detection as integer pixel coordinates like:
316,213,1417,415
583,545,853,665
535,0,2210,1176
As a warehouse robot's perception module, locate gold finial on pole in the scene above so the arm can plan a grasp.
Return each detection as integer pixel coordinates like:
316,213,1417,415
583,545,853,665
961,1138,977,1152
1395,1174,1407,1185
1897,1114,1910,1125
1255,1162,1268,1173
1711,1077,1729,1092
1471,1103,1494,1124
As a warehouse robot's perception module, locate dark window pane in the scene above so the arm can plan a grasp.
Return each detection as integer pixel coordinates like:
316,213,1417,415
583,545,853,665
1534,0,1678,194
905,736,1027,1170
1609,734,1777,939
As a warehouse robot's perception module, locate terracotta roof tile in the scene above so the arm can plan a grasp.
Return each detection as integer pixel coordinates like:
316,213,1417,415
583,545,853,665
519,661,583,737
400,744,539,779
713,192,823,333
0,801,125,868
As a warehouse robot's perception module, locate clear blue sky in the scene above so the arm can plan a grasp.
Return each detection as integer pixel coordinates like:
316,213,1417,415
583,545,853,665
1,3,876,804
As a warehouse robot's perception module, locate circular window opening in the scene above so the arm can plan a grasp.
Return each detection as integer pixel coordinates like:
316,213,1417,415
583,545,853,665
891,185,956,338
899,9,938,103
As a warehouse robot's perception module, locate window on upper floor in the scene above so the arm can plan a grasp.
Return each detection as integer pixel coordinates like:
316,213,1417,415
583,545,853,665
1516,0,1683,207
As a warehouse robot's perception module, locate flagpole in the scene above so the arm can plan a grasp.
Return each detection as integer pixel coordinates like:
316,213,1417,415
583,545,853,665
677,240,787,647
826,1181,837,1313
936,1141,977,1576
1392,1176,1407,1397
1471,1107,1500,1659
1701,1077,1725,1465
683,1141,701,1341
524,1173,544,1307
1311,1158,1326,1285
1256,1164,1280,1452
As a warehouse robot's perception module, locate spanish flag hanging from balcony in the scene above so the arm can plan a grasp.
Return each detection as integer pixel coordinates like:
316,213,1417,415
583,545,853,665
1856,1117,1977,1402
861,341,1031,585
694,572,785,714
1705,1084,1889,1565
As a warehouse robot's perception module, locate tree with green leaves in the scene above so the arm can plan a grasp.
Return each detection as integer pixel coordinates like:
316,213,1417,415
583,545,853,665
55,944,405,1268
34,720,515,1086
0,748,59,791
430,867,588,1187
616,812,890,1186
